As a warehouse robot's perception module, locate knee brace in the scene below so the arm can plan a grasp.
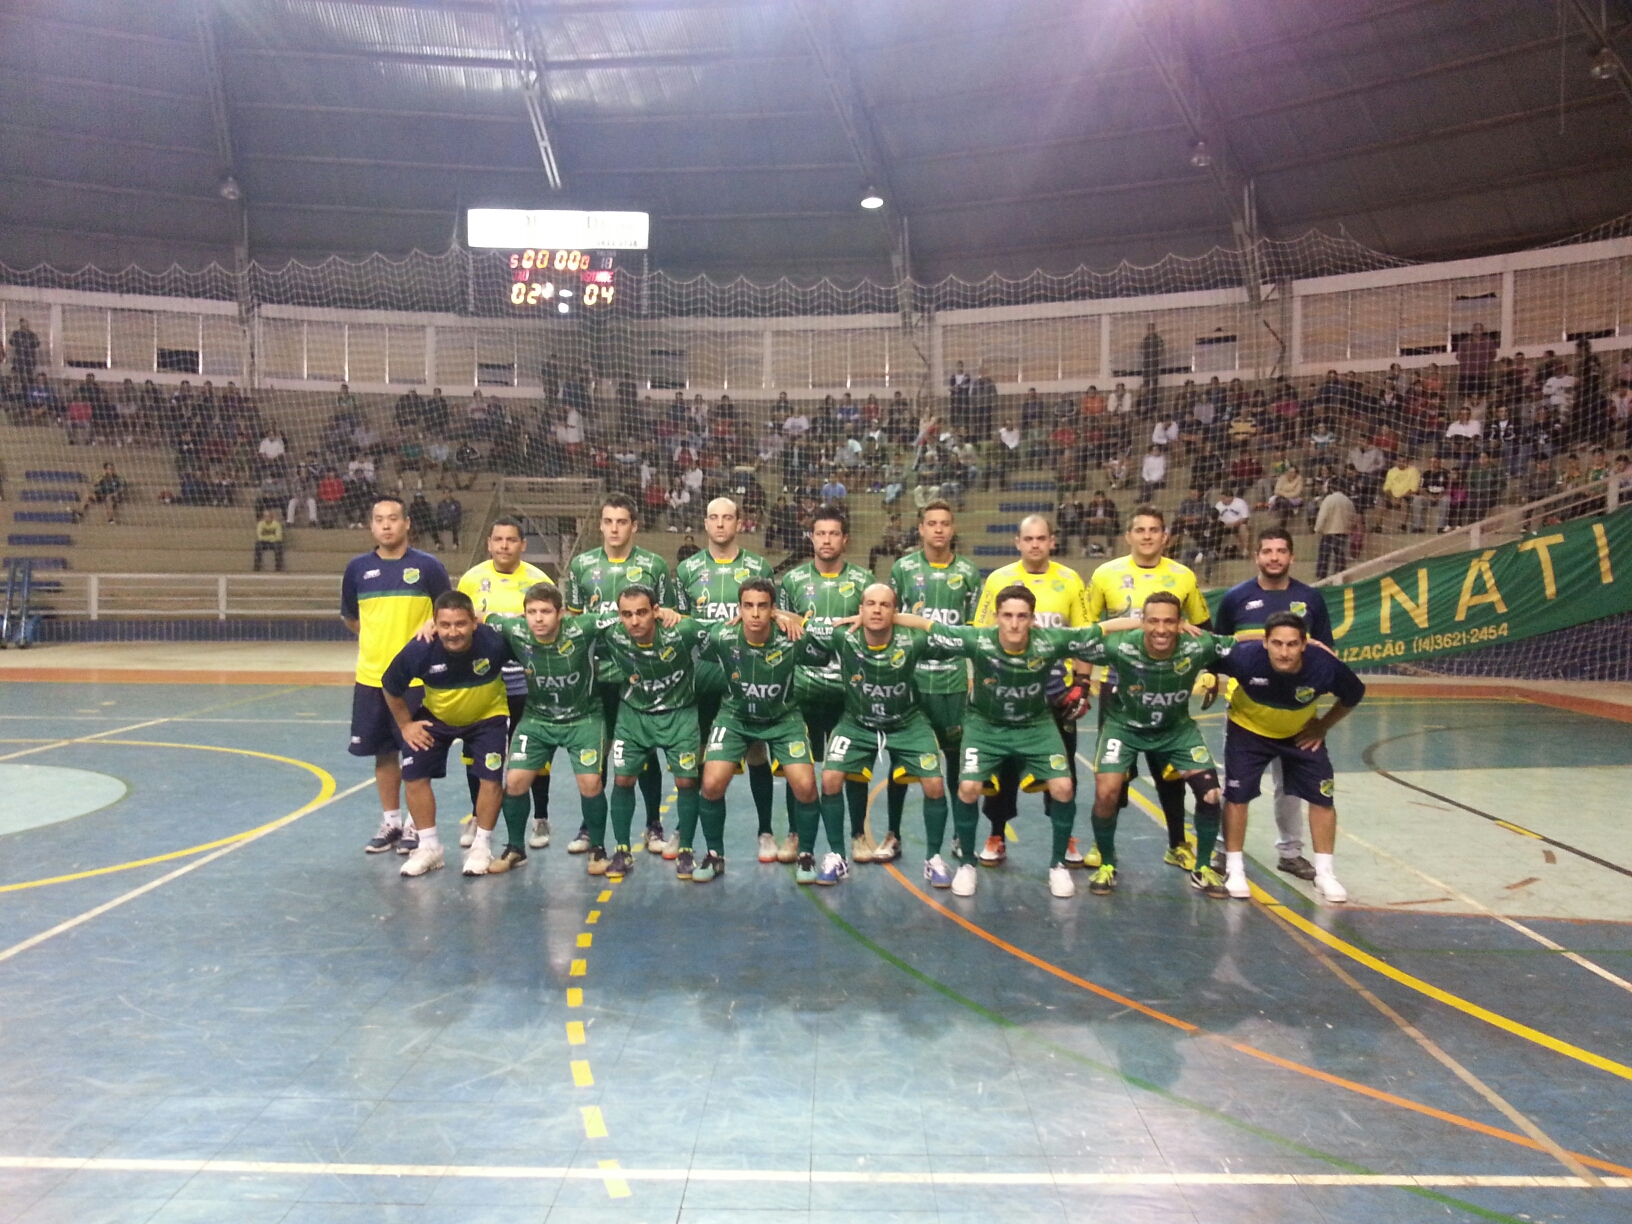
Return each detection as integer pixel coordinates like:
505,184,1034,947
1186,770,1221,810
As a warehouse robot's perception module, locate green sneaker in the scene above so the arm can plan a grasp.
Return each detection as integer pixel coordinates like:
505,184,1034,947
1162,843,1196,871
794,851,817,885
1088,864,1117,895
692,851,723,883
1189,866,1229,899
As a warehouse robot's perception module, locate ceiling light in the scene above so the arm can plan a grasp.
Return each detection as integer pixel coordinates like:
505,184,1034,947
557,302,570,313
217,174,242,202
1189,140,1212,169
1589,46,1618,80
860,189,884,210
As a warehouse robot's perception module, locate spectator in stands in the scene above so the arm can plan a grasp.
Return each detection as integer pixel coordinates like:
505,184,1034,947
253,508,285,572
820,471,848,506
1215,486,1252,556
1107,381,1134,418
434,491,462,551
257,428,288,477
65,387,94,446
1411,457,1454,533
1485,400,1521,476
1180,391,1214,453
1151,412,1180,454
1057,496,1085,554
423,387,449,435
1083,491,1121,556
995,419,1021,489
948,361,971,427
1139,443,1167,501
347,450,376,486
868,514,911,569
112,378,139,445
782,396,810,438
1314,481,1356,579
1612,453,1632,505
1457,322,1498,400
666,477,693,532
8,317,42,389
971,366,997,438
1139,322,1164,412
812,395,838,443
1444,405,1482,465
394,389,423,430
642,474,668,523
836,393,861,434
1105,450,1130,491
1608,383,1632,447
286,453,320,526
334,383,361,429
316,468,345,527
1172,486,1210,556
1264,464,1305,530
72,462,126,525
1380,454,1420,529
1464,450,1505,521
1229,450,1264,492
210,466,237,508
452,441,480,490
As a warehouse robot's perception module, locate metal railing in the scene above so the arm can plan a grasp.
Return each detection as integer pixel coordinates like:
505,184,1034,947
33,573,342,621
1323,475,1623,585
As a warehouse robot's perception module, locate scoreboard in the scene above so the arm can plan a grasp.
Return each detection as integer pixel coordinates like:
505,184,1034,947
468,209,647,318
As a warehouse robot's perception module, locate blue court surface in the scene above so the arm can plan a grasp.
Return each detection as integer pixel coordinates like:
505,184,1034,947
0,681,1629,1224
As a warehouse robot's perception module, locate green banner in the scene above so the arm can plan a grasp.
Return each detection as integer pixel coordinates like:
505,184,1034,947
1208,506,1632,665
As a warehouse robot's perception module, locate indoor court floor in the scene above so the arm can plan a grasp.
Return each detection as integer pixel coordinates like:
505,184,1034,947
0,677,1629,1224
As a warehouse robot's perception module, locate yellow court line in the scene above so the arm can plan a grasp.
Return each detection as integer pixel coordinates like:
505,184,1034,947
577,933,593,947
580,1106,608,1138
571,1060,594,1087
567,988,583,1008
566,1022,586,1045
569,959,587,976
597,1159,632,1198
1117,784,1632,1086
0,742,337,895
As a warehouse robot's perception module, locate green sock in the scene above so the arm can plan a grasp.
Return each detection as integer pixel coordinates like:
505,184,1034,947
952,796,981,866
1049,798,1077,867
637,764,663,826
1194,802,1221,870
886,780,907,836
845,779,869,838
610,784,636,849
675,786,700,851
819,790,847,854
748,762,775,836
500,792,531,848
582,791,608,848
700,795,727,854
922,793,948,856
796,797,822,855
1091,808,1118,867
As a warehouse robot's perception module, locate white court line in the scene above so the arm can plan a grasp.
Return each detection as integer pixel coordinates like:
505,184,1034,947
0,716,348,725
0,1156,1623,1189
0,778,373,967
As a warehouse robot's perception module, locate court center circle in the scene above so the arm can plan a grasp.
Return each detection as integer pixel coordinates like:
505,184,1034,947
0,763,129,836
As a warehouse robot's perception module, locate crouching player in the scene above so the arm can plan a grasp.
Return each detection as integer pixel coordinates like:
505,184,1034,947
484,583,610,875
382,591,513,877
1210,611,1365,903
888,586,1141,898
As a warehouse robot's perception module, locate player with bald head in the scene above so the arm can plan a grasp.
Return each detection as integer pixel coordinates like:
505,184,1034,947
799,583,950,886
969,513,1094,869
674,495,779,860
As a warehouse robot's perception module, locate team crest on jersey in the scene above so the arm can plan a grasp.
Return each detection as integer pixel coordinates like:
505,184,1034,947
626,566,643,582
658,645,676,661
1128,683,1144,695
1026,656,1046,671
919,753,939,771
1049,753,1068,770
1319,778,1335,797
733,567,751,582
803,585,816,599
1290,601,1308,617
678,752,696,770
484,752,503,770
787,741,806,757
557,640,574,656
479,578,491,592
1121,575,1135,589
1190,745,1210,763
473,658,491,675
1295,686,1316,704
1173,657,1193,675
765,649,783,666
890,648,907,667
403,567,421,585
1052,580,1065,592
838,582,855,596
947,573,964,589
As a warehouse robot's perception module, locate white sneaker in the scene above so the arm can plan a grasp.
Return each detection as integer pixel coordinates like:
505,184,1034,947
873,832,900,863
757,832,779,863
645,824,667,854
661,830,681,860
459,816,476,848
528,818,551,849
1225,871,1251,900
463,842,494,875
777,831,800,863
567,825,591,854
1315,873,1348,904
951,863,978,897
400,845,445,877
1048,866,1076,898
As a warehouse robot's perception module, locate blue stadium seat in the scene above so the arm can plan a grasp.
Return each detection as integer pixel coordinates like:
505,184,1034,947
23,471,87,483
7,534,73,547
13,512,75,524
2,556,69,570
997,502,1053,514
985,523,1019,533
972,544,1013,556
1006,479,1057,492
21,490,79,502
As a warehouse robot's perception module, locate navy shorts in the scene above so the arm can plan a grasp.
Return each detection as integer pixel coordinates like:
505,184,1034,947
400,715,510,783
349,683,422,757
1223,721,1336,806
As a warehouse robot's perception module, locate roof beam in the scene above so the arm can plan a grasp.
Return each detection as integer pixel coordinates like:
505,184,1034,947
494,0,562,190
222,46,789,71
194,0,251,307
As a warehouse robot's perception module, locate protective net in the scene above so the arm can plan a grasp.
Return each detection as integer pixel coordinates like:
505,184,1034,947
1,222,1629,661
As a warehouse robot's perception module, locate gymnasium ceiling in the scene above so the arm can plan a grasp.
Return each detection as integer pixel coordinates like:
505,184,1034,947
2,0,1631,283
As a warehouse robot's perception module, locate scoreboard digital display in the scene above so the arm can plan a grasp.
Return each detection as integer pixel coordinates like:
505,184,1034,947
505,248,620,312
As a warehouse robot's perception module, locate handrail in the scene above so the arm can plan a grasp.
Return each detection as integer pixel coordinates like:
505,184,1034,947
30,572,341,621
1320,475,1622,585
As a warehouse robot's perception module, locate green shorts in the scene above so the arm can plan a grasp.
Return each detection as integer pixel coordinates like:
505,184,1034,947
794,674,846,735
823,712,942,783
957,711,1071,793
611,706,702,780
915,688,966,752
509,712,604,775
1094,718,1215,777
704,710,813,773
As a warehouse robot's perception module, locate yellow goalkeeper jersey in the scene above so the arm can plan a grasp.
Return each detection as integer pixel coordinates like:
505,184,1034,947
458,559,551,619
1085,554,1210,624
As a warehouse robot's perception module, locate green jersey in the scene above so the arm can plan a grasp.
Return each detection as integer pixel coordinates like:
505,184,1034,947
890,549,982,695
486,612,604,723
564,545,674,682
696,622,828,725
675,547,773,622
593,618,704,714
804,624,931,731
925,624,1105,726
1080,628,1237,733
777,558,873,697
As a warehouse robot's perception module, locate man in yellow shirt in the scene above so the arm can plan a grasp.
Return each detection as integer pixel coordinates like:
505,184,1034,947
457,516,550,865
971,514,1093,866
1085,504,1214,872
